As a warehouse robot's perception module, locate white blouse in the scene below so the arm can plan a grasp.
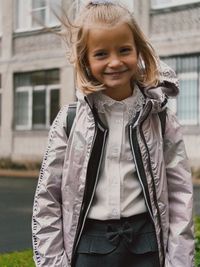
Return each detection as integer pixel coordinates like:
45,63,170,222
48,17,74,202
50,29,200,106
88,86,147,220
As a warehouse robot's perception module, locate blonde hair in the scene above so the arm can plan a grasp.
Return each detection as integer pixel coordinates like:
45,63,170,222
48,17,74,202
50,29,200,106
60,1,160,94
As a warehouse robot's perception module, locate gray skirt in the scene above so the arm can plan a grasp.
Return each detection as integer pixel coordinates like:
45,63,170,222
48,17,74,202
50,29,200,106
75,212,160,267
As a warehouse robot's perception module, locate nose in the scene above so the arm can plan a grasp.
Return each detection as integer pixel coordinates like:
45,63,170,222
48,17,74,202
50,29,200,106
108,54,122,68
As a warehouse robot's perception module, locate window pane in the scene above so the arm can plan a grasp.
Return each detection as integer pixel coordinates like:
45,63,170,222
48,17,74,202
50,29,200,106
177,56,198,73
15,73,31,87
31,71,46,85
15,0,31,30
49,0,61,26
32,0,46,9
32,8,46,27
46,69,59,85
50,89,59,124
33,90,46,127
30,70,59,85
178,77,198,124
15,91,29,127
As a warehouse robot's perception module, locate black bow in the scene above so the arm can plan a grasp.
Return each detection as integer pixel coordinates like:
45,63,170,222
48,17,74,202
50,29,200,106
106,222,133,246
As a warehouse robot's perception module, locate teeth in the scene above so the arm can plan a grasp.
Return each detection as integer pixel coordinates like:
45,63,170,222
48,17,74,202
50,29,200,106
105,70,127,74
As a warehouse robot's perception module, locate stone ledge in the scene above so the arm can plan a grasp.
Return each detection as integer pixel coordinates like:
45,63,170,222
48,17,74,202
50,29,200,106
0,169,199,184
0,169,39,178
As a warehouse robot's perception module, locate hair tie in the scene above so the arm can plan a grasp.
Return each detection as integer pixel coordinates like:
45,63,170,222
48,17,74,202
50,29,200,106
89,0,114,5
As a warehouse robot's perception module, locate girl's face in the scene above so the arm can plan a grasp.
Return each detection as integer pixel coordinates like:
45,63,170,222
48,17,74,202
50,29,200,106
86,23,138,100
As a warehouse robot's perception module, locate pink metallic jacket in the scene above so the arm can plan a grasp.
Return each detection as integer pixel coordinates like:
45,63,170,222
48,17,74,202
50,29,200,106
32,64,195,267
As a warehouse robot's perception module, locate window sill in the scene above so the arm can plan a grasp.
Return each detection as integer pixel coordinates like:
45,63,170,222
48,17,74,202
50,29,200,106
13,129,49,137
151,1,200,14
182,125,200,135
13,25,61,38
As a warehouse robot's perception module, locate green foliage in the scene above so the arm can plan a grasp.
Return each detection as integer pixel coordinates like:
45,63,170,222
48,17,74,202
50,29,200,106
0,157,41,170
0,250,34,267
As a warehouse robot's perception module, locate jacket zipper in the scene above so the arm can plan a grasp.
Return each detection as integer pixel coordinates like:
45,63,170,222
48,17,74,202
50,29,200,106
139,114,165,266
131,101,164,266
71,126,108,265
129,125,154,222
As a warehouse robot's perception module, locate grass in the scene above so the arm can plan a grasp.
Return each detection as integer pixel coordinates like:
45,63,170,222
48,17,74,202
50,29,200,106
0,250,34,267
0,217,199,267
195,216,200,267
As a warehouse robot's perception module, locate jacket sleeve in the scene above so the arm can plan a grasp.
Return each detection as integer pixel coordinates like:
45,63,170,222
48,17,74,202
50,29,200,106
163,109,195,267
32,105,69,267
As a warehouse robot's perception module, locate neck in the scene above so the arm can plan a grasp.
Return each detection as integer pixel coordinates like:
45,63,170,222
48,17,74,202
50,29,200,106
103,85,133,101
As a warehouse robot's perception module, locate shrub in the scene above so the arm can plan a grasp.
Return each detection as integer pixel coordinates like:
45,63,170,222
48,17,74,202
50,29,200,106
192,167,200,180
0,157,41,171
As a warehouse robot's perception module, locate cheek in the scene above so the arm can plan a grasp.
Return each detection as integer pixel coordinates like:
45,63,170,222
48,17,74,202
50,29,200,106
128,58,138,71
90,62,103,75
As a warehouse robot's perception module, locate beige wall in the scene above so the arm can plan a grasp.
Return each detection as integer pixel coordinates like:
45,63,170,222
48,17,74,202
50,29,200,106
0,0,200,166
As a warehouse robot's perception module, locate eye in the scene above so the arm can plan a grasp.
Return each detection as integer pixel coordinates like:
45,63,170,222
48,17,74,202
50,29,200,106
120,47,132,54
93,51,107,58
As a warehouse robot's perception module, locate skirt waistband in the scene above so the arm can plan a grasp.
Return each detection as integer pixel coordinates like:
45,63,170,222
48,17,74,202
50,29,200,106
85,212,150,232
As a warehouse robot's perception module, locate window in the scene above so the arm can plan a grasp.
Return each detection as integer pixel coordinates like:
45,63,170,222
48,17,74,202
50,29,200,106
151,0,200,9
162,55,200,126
14,69,60,130
15,0,61,32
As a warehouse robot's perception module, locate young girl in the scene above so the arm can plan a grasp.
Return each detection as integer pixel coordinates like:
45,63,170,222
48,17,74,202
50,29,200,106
32,1,194,266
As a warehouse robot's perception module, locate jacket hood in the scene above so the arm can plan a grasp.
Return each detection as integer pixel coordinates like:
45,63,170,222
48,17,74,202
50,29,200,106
140,61,179,113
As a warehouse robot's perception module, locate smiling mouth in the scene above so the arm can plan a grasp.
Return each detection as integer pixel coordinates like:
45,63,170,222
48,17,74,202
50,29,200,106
104,69,128,75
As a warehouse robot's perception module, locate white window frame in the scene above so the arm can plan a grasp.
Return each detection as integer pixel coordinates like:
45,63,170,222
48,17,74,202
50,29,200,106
46,84,60,128
32,85,46,129
15,86,32,130
0,0,2,36
15,84,60,130
177,72,199,125
15,0,61,32
31,1,46,29
151,0,200,9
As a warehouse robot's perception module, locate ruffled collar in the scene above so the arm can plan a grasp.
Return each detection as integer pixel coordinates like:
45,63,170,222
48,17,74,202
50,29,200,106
93,85,146,121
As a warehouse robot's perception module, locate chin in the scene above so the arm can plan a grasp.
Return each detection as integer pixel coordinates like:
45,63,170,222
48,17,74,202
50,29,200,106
106,82,125,89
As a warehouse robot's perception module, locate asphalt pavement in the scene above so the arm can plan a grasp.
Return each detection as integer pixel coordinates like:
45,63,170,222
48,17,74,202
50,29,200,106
0,176,199,254
0,177,37,253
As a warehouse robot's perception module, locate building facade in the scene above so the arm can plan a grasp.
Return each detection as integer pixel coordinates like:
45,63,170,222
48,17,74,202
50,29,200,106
149,0,200,166
0,0,75,161
0,0,200,166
